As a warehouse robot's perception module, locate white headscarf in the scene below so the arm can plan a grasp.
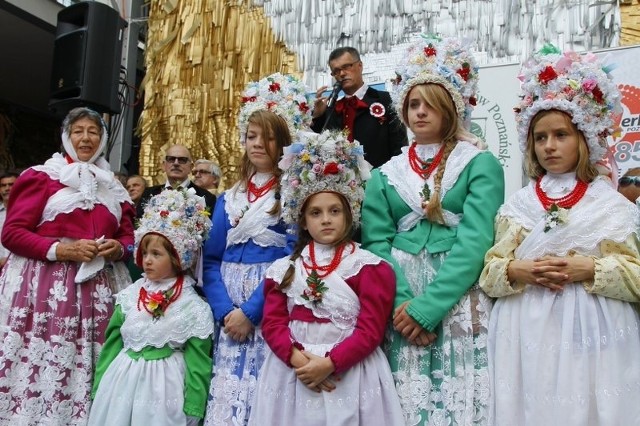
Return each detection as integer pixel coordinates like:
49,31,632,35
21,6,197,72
32,108,131,224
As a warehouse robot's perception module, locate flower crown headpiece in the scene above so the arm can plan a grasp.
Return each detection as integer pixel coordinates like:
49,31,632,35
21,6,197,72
279,130,372,226
391,35,479,126
135,188,212,271
515,44,622,163
238,73,313,144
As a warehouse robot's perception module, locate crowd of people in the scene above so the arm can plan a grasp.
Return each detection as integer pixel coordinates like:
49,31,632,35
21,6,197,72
0,35,637,426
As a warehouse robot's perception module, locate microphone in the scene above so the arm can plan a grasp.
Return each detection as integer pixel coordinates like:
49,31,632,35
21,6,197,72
326,80,343,109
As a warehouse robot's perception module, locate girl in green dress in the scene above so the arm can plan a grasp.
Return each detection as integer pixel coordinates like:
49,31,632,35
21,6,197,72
361,36,505,425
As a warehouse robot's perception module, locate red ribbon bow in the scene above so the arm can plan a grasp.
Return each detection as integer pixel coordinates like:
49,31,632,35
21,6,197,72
334,96,368,141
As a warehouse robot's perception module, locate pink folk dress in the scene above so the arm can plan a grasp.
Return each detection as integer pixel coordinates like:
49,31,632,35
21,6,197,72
0,154,134,425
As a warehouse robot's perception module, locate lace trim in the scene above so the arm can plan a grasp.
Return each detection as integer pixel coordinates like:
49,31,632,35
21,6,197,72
380,141,481,230
500,177,639,259
224,182,285,248
32,153,130,224
265,245,384,330
117,275,215,351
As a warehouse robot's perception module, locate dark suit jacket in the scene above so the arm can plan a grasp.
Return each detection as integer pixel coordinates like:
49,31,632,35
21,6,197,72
136,181,217,219
311,87,408,168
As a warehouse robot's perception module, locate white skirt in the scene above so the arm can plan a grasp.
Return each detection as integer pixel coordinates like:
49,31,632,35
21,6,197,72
488,284,640,426
249,320,404,426
88,350,187,426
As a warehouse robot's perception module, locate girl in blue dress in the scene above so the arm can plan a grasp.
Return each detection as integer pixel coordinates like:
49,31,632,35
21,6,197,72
202,73,312,425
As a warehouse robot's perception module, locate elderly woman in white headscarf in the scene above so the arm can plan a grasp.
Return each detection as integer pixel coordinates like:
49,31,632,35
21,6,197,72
0,107,135,424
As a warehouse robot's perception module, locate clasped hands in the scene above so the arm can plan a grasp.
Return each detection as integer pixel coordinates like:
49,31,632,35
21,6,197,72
56,238,123,263
291,347,336,393
508,255,595,292
393,301,437,347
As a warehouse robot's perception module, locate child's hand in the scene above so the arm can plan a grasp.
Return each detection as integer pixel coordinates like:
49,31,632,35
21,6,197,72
295,351,336,392
223,308,254,342
411,329,438,347
393,303,425,342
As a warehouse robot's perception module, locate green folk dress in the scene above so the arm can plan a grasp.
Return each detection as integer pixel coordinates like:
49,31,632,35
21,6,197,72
362,142,504,426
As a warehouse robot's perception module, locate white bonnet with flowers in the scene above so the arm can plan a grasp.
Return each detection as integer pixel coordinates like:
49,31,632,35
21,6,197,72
515,44,622,163
238,73,313,144
278,130,372,226
135,188,212,271
391,35,479,126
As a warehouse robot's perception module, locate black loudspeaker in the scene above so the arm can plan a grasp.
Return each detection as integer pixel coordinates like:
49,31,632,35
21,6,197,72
49,2,126,115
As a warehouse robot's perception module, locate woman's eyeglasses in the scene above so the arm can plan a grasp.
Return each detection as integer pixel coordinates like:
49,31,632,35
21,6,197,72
618,176,640,187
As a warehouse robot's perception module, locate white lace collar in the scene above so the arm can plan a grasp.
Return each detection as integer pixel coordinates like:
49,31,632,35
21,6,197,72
539,172,578,197
31,153,131,224
380,141,482,230
224,177,286,248
501,177,639,258
117,275,215,351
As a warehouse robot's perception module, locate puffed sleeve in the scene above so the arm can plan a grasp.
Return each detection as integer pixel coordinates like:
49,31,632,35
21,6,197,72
406,153,505,332
183,336,213,418
2,169,55,259
479,215,528,297
327,261,395,374
202,193,235,323
114,202,135,261
583,236,640,302
261,278,298,367
92,305,125,398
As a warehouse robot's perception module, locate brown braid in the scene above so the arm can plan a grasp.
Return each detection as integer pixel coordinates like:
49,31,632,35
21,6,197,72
278,234,311,290
425,139,456,224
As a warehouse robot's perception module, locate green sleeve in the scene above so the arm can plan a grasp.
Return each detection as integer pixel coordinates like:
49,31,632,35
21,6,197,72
361,170,414,308
183,336,213,418
406,153,505,331
92,304,125,398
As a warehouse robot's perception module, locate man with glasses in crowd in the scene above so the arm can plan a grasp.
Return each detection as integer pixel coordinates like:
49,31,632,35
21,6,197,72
193,159,222,195
311,46,407,168
136,144,216,218
618,167,640,205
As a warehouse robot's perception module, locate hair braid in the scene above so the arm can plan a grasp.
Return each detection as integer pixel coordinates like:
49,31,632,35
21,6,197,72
425,140,456,224
278,235,311,290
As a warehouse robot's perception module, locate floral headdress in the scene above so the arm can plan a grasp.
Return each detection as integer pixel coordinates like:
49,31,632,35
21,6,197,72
278,130,372,226
391,35,479,126
238,72,313,144
514,44,622,163
135,188,212,271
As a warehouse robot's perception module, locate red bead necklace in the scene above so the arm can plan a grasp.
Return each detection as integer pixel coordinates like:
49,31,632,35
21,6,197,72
408,142,446,204
535,176,588,210
302,241,354,278
137,274,184,319
408,141,446,179
247,172,277,203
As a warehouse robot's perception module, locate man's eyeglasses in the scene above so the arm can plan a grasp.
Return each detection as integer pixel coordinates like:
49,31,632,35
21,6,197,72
618,176,640,187
193,169,212,176
165,156,190,164
330,60,360,77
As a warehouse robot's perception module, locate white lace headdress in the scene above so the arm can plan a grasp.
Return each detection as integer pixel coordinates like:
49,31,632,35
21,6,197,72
514,44,622,163
278,130,372,226
390,35,479,126
135,188,212,270
238,72,313,144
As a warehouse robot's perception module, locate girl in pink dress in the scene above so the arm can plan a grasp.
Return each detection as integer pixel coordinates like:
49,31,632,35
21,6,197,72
248,130,404,426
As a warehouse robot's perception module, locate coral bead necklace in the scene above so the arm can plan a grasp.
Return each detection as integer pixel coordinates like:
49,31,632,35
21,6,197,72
535,176,588,210
247,172,277,203
300,241,354,304
137,274,184,320
408,141,446,204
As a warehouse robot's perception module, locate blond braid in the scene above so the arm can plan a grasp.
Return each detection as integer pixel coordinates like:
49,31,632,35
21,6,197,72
426,140,456,224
